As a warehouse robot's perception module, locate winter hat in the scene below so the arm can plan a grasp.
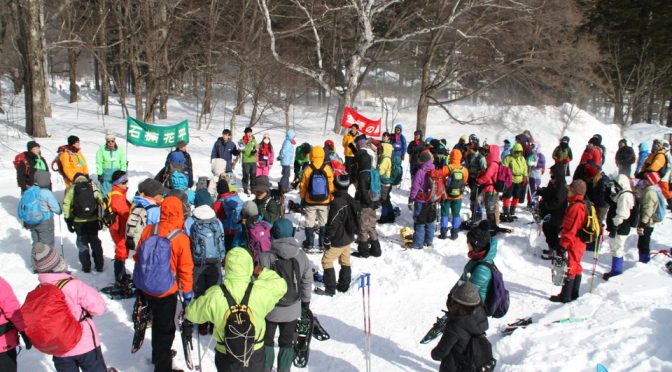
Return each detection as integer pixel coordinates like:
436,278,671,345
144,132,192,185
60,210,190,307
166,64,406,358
34,170,51,188
138,179,167,197
271,218,295,239
645,171,661,185
459,135,467,143
73,173,88,182
414,130,423,137
27,140,40,151
105,131,115,141
192,205,216,220
324,140,335,150
251,175,272,194
503,139,510,145
176,140,188,149
112,170,127,185
430,139,441,149
244,127,253,134
168,151,186,165
68,135,80,146
467,220,491,251
32,243,67,273
334,174,350,190
588,135,601,146
242,200,258,218
450,279,481,306
216,177,230,195
355,134,368,149
568,179,587,196
194,189,214,208
418,151,433,164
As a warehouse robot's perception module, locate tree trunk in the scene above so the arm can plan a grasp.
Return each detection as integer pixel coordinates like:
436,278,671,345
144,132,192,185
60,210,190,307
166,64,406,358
68,48,78,103
613,85,625,125
234,64,246,115
667,98,672,127
333,94,347,134
0,80,4,114
416,93,430,135
284,99,290,131
39,0,50,118
94,57,100,91
646,90,654,124
131,63,143,120
159,92,168,120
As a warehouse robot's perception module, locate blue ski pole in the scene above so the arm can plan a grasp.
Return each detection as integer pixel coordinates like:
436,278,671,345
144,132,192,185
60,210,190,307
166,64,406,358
359,273,371,372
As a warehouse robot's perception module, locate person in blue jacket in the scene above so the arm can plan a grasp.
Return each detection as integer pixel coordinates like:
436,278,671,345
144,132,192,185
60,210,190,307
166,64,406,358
636,142,650,175
211,129,240,173
19,170,62,252
391,123,407,159
460,220,497,302
277,130,296,193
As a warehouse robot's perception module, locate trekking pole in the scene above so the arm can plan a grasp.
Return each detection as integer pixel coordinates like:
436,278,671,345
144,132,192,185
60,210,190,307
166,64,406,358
589,231,603,293
196,330,202,371
366,273,371,372
359,273,371,372
58,216,65,258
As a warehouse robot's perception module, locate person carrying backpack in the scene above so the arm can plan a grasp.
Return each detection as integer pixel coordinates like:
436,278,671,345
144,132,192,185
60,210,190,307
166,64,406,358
430,280,491,372
186,247,287,371
355,138,381,256
637,172,663,264
253,176,281,225
637,139,668,183
256,134,274,177
27,243,109,371
636,142,650,176
407,130,425,178
56,136,89,190
407,151,437,250
574,137,603,181
342,124,359,180
16,140,49,193
475,145,506,235
95,131,127,196
615,139,636,177
63,174,105,273
18,170,61,252
550,180,588,303
277,130,296,193
537,163,568,260
108,171,131,285
0,276,31,372
527,142,545,204
157,141,194,189
465,139,487,225
378,140,395,224
235,201,272,262
259,218,313,372
439,149,469,240
299,146,334,252
292,143,312,189
459,221,498,302
212,178,244,250
133,196,194,372
501,143,528,222
603,174,636,280
126,179,166,250
552,136,573,176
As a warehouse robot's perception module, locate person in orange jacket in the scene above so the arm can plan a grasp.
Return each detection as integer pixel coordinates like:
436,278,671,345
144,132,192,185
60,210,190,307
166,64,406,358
300,146,335,251
439,149,469,240
109,171,131,285
57,136,89,189
134,196,194,371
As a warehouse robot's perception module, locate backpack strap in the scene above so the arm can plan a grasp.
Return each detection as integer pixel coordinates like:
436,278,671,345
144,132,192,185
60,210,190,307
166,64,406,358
55,278,73,289
166,229,183,241
220,282,254,307
240,282,254,306
152,223,160,236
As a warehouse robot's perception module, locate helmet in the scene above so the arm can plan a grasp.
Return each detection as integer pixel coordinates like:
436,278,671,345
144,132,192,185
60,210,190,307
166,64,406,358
560,136,570,143
334,174,350,190
400,227,414,245
469,134,479,143
324,139,335,150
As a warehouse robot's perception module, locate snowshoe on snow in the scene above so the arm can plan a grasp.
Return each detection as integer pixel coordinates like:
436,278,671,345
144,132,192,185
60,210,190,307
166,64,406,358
314,287,335,297
100,278,136,300
501,317,533,336
287,200,304,214
312,315,330,341
178,310,194,370
551,250,568,286
131,292,152,353
293,307,315,368
420,313,448,344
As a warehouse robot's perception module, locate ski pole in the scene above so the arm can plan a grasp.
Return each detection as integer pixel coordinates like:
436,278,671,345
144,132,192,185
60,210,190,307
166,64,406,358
58,216,65,258
366,273,371,372
196,329,202,371
359,273,371,372
589,232,603,293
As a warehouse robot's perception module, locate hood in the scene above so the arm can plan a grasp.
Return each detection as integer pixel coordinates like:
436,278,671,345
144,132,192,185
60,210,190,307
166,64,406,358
449,149,462,166
421,160,435,171
192,205,216,220
639,142,650,153
615,173,631,191
74,174,89,183
286,130,296,140
34,170,51,188
512,143,524,154
224,247,254,281
394,123,403,131
211,158,226,176
309,146,325,167
486,144,500,163
132,195,153,208
381,142,393,157
271,237,301,260
549,163,566,185
448,306,489,335
159,196,184,228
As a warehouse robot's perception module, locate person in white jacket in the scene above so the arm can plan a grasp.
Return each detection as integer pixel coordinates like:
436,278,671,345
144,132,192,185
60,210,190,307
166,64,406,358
603,173,636,280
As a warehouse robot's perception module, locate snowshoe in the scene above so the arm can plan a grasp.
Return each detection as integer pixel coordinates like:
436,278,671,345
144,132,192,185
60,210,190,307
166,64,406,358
314,287,335,297
293,308,315,368
501,317,533,336
551,250,568,286
312,315,331,341
420,313,448,344
131,292,152,353
178,310,193,370
100,279,136,300
287,200,304,214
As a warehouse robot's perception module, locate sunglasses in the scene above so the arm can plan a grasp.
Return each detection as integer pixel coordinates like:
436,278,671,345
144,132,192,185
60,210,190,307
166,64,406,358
107,140,115,143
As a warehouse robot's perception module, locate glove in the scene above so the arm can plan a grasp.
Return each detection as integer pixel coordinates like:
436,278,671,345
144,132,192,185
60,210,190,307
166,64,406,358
541,168,545,175
66,218,75,233
401,156,405,161
20,332,32,350
323,238,331,250
301,302,310,311
182,291,194,307
97,175,103,184
564,158,570,164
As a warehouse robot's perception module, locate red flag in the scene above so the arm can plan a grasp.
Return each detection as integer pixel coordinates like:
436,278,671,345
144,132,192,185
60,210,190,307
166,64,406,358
340,106,381,137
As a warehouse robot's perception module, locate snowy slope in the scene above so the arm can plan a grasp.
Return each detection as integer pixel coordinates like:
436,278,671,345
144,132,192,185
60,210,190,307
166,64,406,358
1,85,672,372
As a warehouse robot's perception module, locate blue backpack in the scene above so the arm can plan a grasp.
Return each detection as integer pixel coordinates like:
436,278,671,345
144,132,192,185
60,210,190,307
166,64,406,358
190,217,226,264
170,171,189,191
653,187,667,223
18,187,45,225
471,262,509,318
308,164,329,201
360,169,381,202
133,223,182,296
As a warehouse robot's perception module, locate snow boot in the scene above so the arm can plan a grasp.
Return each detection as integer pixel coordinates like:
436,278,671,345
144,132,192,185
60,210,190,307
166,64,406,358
602,257,624,281
113,260,126,283
356,241,371,258
501,207,511,223
439,228,448,240
510,206,518,220
541,249,552,260
549,276,574,303
277,346,294,372
317,268,336,296
450,228,459,240
369,239,381,257
668,198,672,212
639,250,650,263
302,227,315,250
571,274,582,301
318,226,326,250
337,266,352,292
264,346,275,370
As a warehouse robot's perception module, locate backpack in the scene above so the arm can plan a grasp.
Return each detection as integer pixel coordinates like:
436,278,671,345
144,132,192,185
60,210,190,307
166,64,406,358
125,204,159,249
247,222,272,262
344,197,361,238
456,333,497,372
13,152,30,175
329,159,347,177
269,189,285,218
494,163,513,192
18,187,45,225
169,171,189,190
133,223,181,296
446,165,466,198
622,190,641,228
270,256,302,307
100,190,122,228
422,169,446,203
308,164,329,201
21,278,83,355
360,169,381,202
472,262,509,318
219,283,259,367
72,181,98,219
390,155,403,186
653,187,667,223
190,217,226,264
577,200,601,243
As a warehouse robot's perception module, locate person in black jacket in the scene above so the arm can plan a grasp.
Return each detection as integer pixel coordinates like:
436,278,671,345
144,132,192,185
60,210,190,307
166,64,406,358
538,163,568,259
16,141,49,193
406,130,425,178
615,139,636,177
431,280,490,372
354,139,381,258
315,174,359,296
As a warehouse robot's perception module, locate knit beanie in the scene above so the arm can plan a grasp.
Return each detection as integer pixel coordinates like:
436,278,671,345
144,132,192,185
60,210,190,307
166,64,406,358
242,201,259,218
112,170,127,185
176,140,188,149
193,189,214,208
324,140,335,150
34,170,51,188
32,243,67,273
105,131,115,141
27,140,40,151
467,220,491,251
216,177,230,195
568,179,587,196
334,174,350,190
271,218,295,239
450,279,481,306
68,135,80,146
356,134,367,149
168,151,186,165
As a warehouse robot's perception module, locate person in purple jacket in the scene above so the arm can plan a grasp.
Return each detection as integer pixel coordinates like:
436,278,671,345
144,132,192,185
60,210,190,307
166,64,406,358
407,151,437,249
527,142,546,204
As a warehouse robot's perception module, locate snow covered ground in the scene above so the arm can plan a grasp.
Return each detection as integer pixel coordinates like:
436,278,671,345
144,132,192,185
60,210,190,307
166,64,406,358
2,84,672,372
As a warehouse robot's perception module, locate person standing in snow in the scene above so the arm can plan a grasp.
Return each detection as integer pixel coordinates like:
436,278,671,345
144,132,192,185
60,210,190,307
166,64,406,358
501,143,528,222
278,130,296,193
256,134,274,177
500,139,512,161
637,172,662,264
439,149,469,240
211,129,240,174
407,151,437,250
19,170,61,252
465,136,487,225
391,123,407,173
377,139,395,224
459,221,498,303
552,136,573,176
95,131,127,196
0,276,31,372
660,142,672,211
212,178,244,250
354,138,381,257
614,139,636,177
160,141,194,188
292,143,312,189
63,174,105,273
527,142,545,204
637,139,668,184
108,171,131,285
574,136,603,181
239,127,258,195
635,142,650,176
407,130,425,178
252,175,281,225
537,164,568,260
299,146,334,252
603,174,635,280
342,124,359,181
16,140,49,193
57,136,89,190
475,145,504,235
550,180,587,303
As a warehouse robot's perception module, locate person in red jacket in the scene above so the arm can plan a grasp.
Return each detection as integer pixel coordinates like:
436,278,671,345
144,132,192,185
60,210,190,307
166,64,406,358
0,276,30,372
574,137,602,180
109,171,131,285
551,179,587,303
134,196,194,371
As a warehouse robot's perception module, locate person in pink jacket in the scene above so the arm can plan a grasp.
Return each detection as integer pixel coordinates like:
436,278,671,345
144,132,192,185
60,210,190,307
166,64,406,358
476,144,509,235
32,243,109,371
0,276,30,372
256,133,274,176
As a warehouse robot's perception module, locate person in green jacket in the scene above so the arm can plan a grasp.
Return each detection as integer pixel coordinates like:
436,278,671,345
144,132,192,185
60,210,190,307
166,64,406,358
460,220,498,302
96,131,127,196
239,127,258,195
292,143,312,189
186,247,287,371
501,143,528,222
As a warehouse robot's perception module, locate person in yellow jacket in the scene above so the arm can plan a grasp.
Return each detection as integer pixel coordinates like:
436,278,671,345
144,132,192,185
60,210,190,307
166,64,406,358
300,146,335,251
342,124,359,182
378,137,396,223
186,247,287,371
58,136,89,189
501,143,528,222
439,149,469,240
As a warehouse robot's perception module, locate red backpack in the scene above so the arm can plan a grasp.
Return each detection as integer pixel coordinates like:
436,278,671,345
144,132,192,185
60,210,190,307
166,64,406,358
13,152,30,175
50,145,69,179
421,169,446,203
329,159,347,177
21,278,84,355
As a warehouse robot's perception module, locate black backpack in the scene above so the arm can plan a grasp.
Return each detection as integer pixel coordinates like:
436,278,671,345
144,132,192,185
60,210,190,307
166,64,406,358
218,283,259,367
271,256,301,307
456,333,497,372
73,181,98,219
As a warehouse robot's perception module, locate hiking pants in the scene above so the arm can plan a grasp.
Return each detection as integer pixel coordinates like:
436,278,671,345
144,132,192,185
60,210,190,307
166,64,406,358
193,263,221,298
637,226,654,263
52,346,107,372
242,162,257,191
440,199,462,229
345,156,356,184
280,166,291,193
542,223,561,251
380,184,393,218
110,229,127,261
0,348,17,372
528,177,541,201
358,207,378,241
264,320,298,371
610,234,627,258
413,202,437,248
146,293,177,372
321,245,351,269
304,205,328,228
30,218,55,248
468,180,482,220
215,348,264,372
75,221,104,271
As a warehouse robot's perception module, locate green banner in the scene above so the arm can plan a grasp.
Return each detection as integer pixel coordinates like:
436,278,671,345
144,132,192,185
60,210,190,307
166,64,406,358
126,117,189,148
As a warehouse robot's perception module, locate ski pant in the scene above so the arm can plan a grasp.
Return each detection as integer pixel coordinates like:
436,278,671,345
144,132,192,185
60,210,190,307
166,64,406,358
215,348,264,372
345,156,356,184
528,177,541,201
146,292,177,372
321,245,351,269
52,347,107,372
610,234,628,258
542,223,561,251
502,182,525,206
111,229,128,261
29,218,55,249
637,226,654,263
193,263,221,298
468,180,481,220
413,202,437,248
380,185,394,219
242,162,257,191
0,348,17,372
440,199,462,229
75,221,103,271
483,192,499,228
304,205,328,229
264,320,298,371
280,166,291,193
256,164,270,177
358,207,378,241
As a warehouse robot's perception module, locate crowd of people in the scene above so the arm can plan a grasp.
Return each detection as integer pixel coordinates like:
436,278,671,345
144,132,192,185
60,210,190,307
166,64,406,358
2,122,670,372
